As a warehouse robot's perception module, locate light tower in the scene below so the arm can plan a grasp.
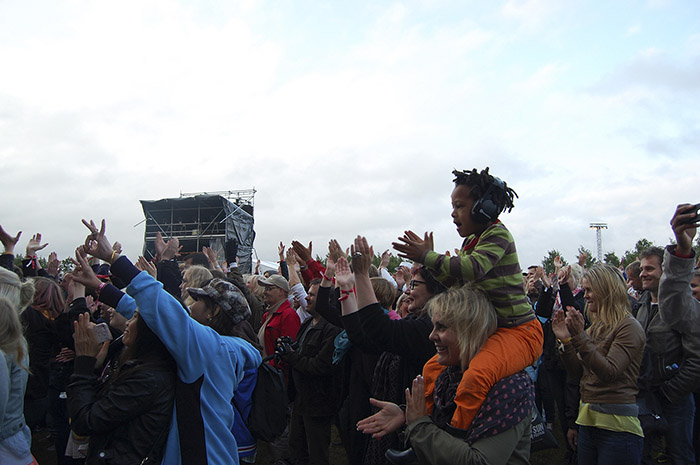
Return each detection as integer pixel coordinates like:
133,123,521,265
589,222,608,262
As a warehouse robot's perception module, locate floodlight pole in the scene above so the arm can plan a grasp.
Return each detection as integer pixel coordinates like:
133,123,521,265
589,222,608,262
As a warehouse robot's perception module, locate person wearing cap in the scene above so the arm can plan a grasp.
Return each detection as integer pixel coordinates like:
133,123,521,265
186,278,262,351
71,219,262,465
256,274,301,364
186,278,263,462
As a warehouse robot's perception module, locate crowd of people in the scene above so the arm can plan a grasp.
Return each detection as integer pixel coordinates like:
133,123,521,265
1,167,699,465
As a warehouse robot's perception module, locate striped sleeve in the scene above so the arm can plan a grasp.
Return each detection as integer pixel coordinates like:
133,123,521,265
424,223,531,318
424,224,513,285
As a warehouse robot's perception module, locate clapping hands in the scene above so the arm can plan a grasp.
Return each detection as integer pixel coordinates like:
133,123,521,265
392,230,433,263
551,306,585,341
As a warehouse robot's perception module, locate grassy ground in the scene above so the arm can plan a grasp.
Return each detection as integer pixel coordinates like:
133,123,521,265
530,426,567,465
31,426,351,465
34,423,565,465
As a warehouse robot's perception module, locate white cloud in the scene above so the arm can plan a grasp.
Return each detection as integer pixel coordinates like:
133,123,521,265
512,63,566,91
625,24,642,37
500,0,562,30
1,0,698,275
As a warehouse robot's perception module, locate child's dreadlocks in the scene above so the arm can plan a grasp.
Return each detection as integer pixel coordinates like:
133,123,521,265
452,167,518,214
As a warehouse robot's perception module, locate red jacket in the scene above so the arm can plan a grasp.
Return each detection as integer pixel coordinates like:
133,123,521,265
300,259,325,288
261,299,301,363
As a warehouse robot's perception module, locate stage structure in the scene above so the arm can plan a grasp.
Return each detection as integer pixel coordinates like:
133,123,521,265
140,190,256,273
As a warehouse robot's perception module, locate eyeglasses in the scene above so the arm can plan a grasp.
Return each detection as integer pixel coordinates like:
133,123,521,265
409,279,427,290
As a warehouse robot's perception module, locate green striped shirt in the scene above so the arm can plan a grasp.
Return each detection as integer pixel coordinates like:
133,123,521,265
422,222,532,319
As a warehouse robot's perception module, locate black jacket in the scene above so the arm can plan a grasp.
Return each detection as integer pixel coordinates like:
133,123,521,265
535,282,586,370
68,356,176,465
636,291,700,402
21,301,82,400
282,317,342,417
345,302,435,381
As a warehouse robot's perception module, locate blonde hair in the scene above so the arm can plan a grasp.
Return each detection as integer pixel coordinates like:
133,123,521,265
583,264,631,339
396,292,409,309
0,267,35,311
371,277,396,310
183,265,213,307
0,296,28,370
426,283,497,370
246,275,265,299
569,263,584,289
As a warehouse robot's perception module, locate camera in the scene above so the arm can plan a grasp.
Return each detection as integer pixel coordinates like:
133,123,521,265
275,336,299,355
680,203,700,225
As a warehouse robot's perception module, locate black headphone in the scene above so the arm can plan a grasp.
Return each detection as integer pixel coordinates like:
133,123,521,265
471,177,506,224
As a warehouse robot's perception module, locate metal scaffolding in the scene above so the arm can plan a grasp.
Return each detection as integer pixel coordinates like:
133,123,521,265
589,222,608,263
140,189,256,273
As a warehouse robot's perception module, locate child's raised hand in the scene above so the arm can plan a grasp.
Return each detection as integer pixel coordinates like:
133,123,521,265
392,230,434,263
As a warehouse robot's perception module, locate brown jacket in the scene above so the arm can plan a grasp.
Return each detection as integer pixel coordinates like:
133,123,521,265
561,315,646,404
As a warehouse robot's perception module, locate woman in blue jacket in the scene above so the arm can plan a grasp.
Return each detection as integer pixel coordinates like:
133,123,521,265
72,219,262,465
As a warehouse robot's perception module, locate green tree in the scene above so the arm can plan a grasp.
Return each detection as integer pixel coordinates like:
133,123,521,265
577,246,597,269
542,249,567,275
621,238,656,268
61,257,75,273
13,254,48,269
371,251,402,273
603,251,621,267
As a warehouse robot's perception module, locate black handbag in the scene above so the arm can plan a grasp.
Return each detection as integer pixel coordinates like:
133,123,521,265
385,447,420,465
637,392,668,436
530,407,559,451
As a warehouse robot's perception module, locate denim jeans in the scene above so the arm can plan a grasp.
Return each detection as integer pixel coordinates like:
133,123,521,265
578,425,643,465
660,393,696,465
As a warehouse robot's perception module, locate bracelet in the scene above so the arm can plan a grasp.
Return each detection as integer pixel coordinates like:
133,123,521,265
110,250,118,263
97,282,107,296
338,293,351,302
674,247,693,258
339,288,355,295
558,336,572,344
323,274,334,281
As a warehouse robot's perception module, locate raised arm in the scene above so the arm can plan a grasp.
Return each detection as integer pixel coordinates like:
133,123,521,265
292,240,325,286
378,250,398,289
418,224,512,286
352,237,433,362
71,246,136,320
80,219,224,382
658,204,700,330
0,225,21,271
351,236,378,309
22,233,49,277
278,242,289,280
314,241,343,328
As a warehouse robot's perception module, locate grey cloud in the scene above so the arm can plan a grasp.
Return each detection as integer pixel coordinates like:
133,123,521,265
589,52,700,94
642,130,700,158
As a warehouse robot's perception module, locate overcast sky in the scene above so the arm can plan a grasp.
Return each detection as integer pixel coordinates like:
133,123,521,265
1,0,699,271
